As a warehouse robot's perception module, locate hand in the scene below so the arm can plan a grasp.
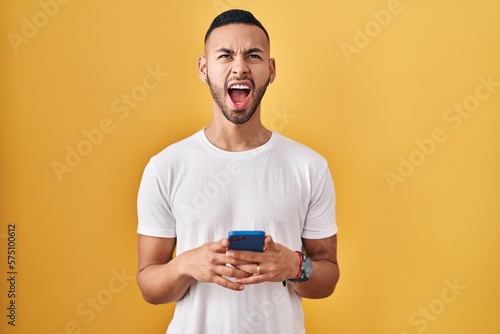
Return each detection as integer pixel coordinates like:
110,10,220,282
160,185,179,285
178,238,253,291
225,235,299,285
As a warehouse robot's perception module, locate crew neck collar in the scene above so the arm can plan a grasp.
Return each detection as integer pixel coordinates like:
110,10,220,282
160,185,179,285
198,128,278,158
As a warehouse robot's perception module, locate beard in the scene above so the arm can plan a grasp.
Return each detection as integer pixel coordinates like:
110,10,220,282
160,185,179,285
207,75,270,125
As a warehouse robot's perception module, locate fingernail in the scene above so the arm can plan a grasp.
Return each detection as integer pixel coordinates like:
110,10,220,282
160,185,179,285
239,285,244,291
226,251,234,257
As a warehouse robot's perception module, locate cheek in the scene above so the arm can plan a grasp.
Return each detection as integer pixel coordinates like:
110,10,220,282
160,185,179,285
251,63,271,76
208,72,229,89
253,69,271,86
208,62,229,76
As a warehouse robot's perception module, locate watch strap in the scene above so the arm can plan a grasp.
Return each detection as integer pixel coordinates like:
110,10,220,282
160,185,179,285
287,252,311,283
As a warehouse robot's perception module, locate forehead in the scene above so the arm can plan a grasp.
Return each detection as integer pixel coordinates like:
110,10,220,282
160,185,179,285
205,23,270,54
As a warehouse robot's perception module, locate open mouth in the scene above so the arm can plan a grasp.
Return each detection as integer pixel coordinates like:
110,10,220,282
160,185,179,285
228,83,251,109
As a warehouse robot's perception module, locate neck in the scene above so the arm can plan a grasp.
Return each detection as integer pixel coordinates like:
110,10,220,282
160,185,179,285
204,108,272,152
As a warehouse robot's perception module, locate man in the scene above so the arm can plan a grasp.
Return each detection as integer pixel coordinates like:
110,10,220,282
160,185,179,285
136,9,339,334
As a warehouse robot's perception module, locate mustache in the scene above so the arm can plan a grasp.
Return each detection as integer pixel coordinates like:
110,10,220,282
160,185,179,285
206,75,271,89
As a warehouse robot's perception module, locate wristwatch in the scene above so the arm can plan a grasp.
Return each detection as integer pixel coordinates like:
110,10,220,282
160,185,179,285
288,252,312,283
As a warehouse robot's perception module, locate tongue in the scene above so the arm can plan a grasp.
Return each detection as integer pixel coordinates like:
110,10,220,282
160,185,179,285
229,89,248,104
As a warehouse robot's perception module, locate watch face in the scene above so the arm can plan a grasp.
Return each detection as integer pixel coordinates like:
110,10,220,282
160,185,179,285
304,257,313,278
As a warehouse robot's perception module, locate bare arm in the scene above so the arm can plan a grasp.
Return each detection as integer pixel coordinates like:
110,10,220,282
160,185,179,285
290,234,340,298
137,235,190,304
137,235,253,305
227,234,340,299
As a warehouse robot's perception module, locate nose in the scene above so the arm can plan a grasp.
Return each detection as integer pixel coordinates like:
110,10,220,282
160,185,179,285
231,57,250,76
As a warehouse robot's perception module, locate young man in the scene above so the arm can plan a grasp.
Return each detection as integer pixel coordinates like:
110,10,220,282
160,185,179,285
137,9,339,334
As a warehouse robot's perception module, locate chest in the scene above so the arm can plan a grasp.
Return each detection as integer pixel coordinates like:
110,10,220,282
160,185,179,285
169,159,311,248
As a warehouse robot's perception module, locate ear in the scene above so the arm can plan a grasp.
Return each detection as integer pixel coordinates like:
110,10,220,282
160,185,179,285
269,58,276,84
198,56,208,84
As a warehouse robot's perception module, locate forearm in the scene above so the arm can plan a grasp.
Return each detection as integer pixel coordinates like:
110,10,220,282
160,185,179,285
290,259,339,299
137,255,194,305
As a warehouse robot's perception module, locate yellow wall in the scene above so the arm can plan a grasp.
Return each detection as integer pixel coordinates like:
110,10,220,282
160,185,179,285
1,1,499,333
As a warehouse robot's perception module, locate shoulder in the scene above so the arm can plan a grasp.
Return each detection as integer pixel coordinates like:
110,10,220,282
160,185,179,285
273,133,328,168
149,130,204,167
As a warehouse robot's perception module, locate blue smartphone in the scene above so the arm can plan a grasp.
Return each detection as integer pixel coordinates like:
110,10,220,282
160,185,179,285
228,230,265,252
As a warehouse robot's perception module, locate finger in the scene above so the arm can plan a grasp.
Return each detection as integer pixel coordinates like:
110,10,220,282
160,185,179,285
235,274,268,285
212,275,245,291
220,237,230,249
222,265,253,279
234,263,260,275
264,235,274,250
209,238,230,253
226,249,262,263
226,258,255,267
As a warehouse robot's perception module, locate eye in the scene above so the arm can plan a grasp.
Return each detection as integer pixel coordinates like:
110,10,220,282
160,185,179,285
248,54,262,60
218,54,232,59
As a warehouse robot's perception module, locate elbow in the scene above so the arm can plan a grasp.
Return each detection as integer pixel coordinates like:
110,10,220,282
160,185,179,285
327,267,340,297
313,281,337,299
325,277,339,298
140,290,161,305
136,266,191,305
137,278,182,305
139,287,169,305
143,296,165,305
137,275,168,305
138,286,160,305
318,268,340,299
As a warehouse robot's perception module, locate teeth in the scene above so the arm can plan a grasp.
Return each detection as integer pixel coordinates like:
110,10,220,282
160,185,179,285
229,84,250,90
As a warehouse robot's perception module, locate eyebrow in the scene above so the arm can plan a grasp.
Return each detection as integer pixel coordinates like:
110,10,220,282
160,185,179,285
215,48,264,55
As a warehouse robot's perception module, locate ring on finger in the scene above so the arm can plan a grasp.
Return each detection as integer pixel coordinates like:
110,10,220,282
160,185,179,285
256,264,261,275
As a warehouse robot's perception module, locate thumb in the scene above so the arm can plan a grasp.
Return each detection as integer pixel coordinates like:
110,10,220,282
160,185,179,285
264,235,274,250
211,237,230,252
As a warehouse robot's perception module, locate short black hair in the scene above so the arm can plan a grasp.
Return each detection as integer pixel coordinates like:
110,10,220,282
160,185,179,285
204,9,269,43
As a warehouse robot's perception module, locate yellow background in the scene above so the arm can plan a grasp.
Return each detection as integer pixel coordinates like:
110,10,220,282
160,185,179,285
1,0,499,333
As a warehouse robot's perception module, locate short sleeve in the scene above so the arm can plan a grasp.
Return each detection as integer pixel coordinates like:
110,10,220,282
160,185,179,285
136,159,176,238
302,165,338,239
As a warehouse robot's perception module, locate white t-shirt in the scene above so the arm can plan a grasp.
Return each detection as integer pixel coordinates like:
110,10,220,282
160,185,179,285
137,129,338,334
